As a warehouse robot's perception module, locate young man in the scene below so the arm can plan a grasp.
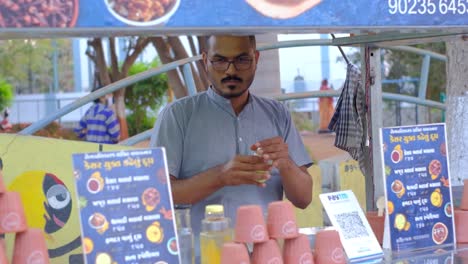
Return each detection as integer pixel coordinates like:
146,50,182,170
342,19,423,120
150,35,312,253
74,87,120,144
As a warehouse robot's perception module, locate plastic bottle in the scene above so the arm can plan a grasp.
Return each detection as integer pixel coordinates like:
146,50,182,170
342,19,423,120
200,204,233,264
175,205,195,264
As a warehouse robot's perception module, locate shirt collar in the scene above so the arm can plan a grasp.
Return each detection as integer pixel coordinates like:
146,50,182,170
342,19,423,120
207,86,254,118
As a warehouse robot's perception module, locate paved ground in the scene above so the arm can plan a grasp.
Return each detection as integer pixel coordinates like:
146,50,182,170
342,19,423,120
300,131,346,162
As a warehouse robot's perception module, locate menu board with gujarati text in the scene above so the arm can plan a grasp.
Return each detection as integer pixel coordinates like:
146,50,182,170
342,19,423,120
380,123,455,252
72,148,179,264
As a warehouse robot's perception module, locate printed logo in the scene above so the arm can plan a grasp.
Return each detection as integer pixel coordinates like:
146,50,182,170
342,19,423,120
1,213,21,231
267,257,282,264
327,193,349,201
27,251,46,264
250,225,266,241
331,247,345,263
282,221,296,235
299,252,313,264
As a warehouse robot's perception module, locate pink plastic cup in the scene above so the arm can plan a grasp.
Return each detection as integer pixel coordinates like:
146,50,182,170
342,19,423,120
366,211,384,245
0,238,8,264
0,192,27,233
235,205,268,243
283,234,314,264
12,228,50,264
314,229,346,264
267,201,298,239
460,179,468,211
221,242,250,264
251,239,283,264
455,209,468,243
0,171,5,194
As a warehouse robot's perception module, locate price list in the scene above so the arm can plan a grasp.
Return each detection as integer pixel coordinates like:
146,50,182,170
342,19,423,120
381,123,455,252
72,148,179,264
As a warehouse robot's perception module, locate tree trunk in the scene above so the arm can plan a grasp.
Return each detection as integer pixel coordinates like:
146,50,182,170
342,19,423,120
151,37,187,99
86,37,150,141
168,37,206,93
445,35,468,185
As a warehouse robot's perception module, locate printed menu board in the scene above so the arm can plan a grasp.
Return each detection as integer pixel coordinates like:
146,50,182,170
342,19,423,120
380,123,455,252
0,0,467,31
72,148,179,264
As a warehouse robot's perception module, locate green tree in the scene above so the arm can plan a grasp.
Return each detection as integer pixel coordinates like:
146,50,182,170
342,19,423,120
339,43,446,101
384,43,445,101
125,61,168,136
0,39,74,94
0,77,14,111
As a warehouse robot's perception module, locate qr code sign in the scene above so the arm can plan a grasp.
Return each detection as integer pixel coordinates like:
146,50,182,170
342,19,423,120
335,211,369,239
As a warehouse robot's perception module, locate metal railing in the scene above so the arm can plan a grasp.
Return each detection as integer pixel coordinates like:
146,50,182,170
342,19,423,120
19,39,447,147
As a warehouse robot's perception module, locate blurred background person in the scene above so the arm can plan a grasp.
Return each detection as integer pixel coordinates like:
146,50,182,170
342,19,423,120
74,86,120,144
318,79,334,133
0,109,12,132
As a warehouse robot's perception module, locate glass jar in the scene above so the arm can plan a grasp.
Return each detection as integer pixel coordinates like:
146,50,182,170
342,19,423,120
200,204,233,264
175,204,195,264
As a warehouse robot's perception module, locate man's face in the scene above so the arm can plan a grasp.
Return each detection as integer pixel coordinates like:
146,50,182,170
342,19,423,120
203,36,259,99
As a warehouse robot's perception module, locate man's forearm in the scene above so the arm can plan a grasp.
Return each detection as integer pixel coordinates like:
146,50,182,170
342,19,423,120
280,160,313,209
170,166,223,205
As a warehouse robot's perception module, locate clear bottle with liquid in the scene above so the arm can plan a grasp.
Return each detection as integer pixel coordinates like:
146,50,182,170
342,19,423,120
174,205,195,264
200,204,233,264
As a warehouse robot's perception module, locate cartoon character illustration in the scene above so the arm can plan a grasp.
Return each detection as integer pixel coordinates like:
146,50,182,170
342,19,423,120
9,171,83,263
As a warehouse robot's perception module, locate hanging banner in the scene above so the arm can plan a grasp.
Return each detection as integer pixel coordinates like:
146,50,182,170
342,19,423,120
0,0,467,31
380,123,455,252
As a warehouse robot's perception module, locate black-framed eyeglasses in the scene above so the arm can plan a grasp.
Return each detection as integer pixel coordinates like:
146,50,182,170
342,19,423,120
209,56,253,71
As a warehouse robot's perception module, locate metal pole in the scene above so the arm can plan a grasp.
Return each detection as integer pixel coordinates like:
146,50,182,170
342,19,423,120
417,55,431,124
182,64,197,96
52,40,59,93
370,48,384,207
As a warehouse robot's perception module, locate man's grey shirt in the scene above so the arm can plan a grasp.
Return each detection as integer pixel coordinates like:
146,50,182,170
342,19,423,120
150,88,312,251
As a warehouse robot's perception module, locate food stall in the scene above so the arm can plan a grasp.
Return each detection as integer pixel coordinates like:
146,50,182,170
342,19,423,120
1,0,467,263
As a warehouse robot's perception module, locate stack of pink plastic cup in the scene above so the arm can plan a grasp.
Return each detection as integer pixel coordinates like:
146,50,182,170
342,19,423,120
227,201,314,264
455,179,468,243
0,190,50,264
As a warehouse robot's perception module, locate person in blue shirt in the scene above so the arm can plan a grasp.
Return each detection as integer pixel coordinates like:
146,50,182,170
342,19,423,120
150,35,313,253
74,87,120,144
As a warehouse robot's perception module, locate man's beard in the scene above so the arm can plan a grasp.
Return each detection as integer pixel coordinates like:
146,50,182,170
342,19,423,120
218,76,248,98
220,85,249,99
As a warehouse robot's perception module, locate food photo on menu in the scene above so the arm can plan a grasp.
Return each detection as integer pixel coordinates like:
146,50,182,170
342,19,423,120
72,149,179,263
381,124,455,252
0,0,79,27
244,0,323,19
105,0,180,26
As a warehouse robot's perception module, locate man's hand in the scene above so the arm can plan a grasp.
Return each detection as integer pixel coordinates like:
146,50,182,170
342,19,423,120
251,136,290,169
218,155,272,187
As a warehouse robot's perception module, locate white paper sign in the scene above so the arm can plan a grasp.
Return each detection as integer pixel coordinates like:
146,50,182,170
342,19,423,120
319,190,384,263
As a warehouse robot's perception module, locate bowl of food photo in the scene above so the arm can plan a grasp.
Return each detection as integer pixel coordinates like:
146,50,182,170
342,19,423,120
105,0,180,26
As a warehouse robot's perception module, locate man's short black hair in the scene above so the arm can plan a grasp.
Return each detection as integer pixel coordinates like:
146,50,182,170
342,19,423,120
205,35,256,52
